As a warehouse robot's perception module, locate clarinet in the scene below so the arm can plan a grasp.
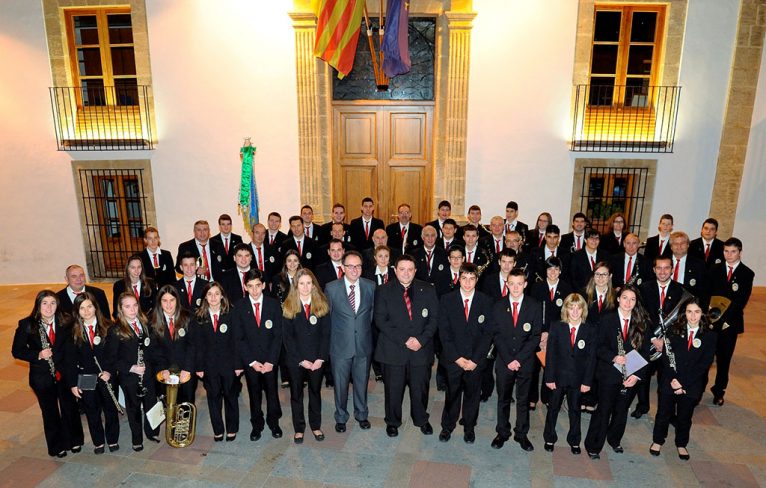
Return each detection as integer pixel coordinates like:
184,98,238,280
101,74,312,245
93,356,125,415
616,330,628,395
663,334,677,374
136,337,147,398
37,321,57,380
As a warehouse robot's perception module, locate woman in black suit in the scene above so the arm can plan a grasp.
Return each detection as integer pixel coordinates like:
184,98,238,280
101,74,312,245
150,285,197,404
581,261,616,412
112,254,156,319
194,281,243,441
106,292,160,451
599,212,628,256
66,292,121,454
270,249,302,388
650,297,716,460
282,269,331,443
362,245,394,381
12,290,83,457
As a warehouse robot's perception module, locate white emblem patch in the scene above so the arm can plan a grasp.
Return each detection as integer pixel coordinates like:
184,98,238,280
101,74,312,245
689,278,696,287
715,258,722,264
217,255,222,262
178,328,186,337
306,252,312,260
93,336,102,346
438,264,444,271
196,298,202,306
523,323,531,332
732,283,739,292
144,337,151,347
636,278,643,285
219,323,228,333
413,240,418,246
692,338,701,348
578,339,585,350
309,315,318,325
162,264,167,271
555,298,563,307
269,256,275,263
478,315,485,324
265,320,273,329
422,309,429,318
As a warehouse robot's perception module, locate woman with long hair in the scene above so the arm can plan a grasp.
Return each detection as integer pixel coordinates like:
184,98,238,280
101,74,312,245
107,292,160,451
12,290,83,457
194,281,242,441
281,269,331,443
600,212,629,255
650,297,716,460
150,285,197,404
112,254,156,319
584,285,651,459
270,249,302,388
66,292,120,453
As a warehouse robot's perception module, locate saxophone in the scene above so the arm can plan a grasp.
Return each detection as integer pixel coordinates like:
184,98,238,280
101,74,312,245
616,329,628,395
156,372,197,448
37,321,57,380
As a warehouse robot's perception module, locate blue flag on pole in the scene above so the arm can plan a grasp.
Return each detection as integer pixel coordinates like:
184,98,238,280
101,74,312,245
382,0,411,78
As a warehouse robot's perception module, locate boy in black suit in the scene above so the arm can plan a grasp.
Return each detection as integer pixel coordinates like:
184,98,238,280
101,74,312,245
140,227,176,287
210,214,243,272
644,214,674,265
175,253,207,312
689,218,725,268
348,197,385,250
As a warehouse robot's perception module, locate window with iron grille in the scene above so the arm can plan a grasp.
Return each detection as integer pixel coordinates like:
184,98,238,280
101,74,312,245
579,166,649,235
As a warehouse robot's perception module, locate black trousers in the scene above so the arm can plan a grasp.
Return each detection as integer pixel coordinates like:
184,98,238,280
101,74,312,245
628,360,658,414
481,356,495,400
32,377,84,456
712,330,738,398
244,368,281,432
288,365,324,432
584,382,632,454
278,344,291,385
495,364,531,438
543,385,583,446
121,373,159,446
528,354,551,405
441,365,482,433
653,391,696,447
382,362,431,428
202,371,239,436
81,381,120,446
434,332,447,389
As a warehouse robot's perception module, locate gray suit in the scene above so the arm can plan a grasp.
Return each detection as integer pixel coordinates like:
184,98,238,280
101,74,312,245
326,277,375,424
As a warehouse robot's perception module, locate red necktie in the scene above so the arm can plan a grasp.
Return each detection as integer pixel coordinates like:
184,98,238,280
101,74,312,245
576,236,581,250
305,226,311,239
257,247,264,271
660,285,666,308
687,330,694,350
512,301,519,327
496,240,501,253
364,221,370,240
131,321,141,336
464,298,470,321
704,243,710,261
727,266,733,282
224,237,229,254
622,318,628,341
570,326,576,348
87,325,95,348
659,239,664,253
168,317,175,338
445,241,449,251
502,283,509,297
153,253,159,268
200,243,211,280
304,303,310,320
403,287,413,320
241,272,247,295
538,233,544,247
133,284,139,299
270,234,275,246
426,250,432,274
453,273,458,285
337,266,344,280
590,256,596,270
186,281,193,305
598,294,603,312
625,256,633,283
467,251,473,263
47,323,55,345
551,248,556,257
297,240,302,256
213,313,218,332
550,287,555,302
401,226,406,239
383,273,388,284
254,302,261,327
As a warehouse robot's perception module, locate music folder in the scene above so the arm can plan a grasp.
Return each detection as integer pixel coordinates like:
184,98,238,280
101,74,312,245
77,374,98,391
613,350,648,377
146,401,166,430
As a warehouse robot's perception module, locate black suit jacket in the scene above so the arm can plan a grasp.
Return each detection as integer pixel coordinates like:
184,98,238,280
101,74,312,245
674,255,709,305
220,268,250,305
480,271,507,301
348,216,385,250
525,228,547,252
643,234,673,265
479,234,507,262
363,266,396,286
175,277,208,312
233,296,283,366
529,246,570,283
425,219,445,239
433,267,462,297
314,240,356,266
543,320,597,388
386,222,423,254
411,246,449,284
708,262,754,334
362,247,400,275
12,317,72,388
151,317,196,373
249,243,281,283
175,238,226,281
112,280,156,319
594,312,650,385
464,223,490,241
266,230,288,249
374,279,439,366
107,321,154,379
282,311,331,365
63,325,118,387
210,233,243,272
658,330,716,398
437,290,494,368
193,312,241,374
559,232,587,255
56,286,110,318
490,295,543,376
639,280,687,329
279,236,317,270
462,246,491,269
569,249,605,294
318,222,350,246
529,279,574,332
599,232,624,256
609,252,651,288
315,261,344,290
504,219,529,238
140,249,177,287
689,237,725,268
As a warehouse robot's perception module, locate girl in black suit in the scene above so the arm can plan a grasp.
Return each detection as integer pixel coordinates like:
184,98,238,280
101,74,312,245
150,285,197,404
282,269,331,443
599,212,629,256
581,262,616,412
363,245,394,380
650,297,716,460
107,292,160,451
66,292,121,454
12,290,83,457
112,254,156,319
194,281,243,441
270,249,302,388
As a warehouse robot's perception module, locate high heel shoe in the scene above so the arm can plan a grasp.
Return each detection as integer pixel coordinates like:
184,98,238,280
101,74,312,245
677,447,690,460
649,443,661,457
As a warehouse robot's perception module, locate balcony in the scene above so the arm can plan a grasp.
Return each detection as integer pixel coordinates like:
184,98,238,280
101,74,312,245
49,85,155,151
571,84,681,153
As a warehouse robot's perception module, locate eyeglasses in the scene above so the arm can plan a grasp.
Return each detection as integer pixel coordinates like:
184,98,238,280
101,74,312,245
343,264,362,270
594,272,610,277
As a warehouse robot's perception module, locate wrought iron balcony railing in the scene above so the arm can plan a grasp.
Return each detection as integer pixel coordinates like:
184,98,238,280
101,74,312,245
571,84,681,153
49,85,155,150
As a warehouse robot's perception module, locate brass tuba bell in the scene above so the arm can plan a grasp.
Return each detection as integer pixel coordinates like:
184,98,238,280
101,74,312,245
156,371,197,448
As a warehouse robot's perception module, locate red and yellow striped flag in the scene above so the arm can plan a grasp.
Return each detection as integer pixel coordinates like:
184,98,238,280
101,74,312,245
314,0,365,79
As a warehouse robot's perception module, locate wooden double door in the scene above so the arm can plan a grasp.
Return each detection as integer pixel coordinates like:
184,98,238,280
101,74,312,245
332,103,433,225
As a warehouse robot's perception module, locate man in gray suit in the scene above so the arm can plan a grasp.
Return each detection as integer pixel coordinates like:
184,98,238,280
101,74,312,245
325,250,375,432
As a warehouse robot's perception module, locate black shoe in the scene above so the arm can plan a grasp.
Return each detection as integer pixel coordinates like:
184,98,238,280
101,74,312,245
464,431,475,444
293,433,304,444
226,433,237,442
528,403,537,411
70,445,82,454
544,442,554,452
514,435,534,452
375,374,383,382
612,445,624,454
108,444,119,452
570,445,581,455
420,422,433,435
713,395,724,406
491,435,507,449
650,444,661,456
325,381,335,388
271,426,283,439
312,430,324,441
588,452,600,460
358,419,371,430
214,434,224,442
677,447,690,460
335,422,346,433
437,383,447,392
94,445,105,455
630,409,647,419
132,445,143,452
480,395,490,403
147,436,161,444
281,381,290,389
438,430,451,442
458,418,464,426
250,430,262,441
386,426,398,437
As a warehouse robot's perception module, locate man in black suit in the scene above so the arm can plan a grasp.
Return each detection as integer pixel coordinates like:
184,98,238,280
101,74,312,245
669,231,709,304
362,228,400,274
505,230,529,277
318,203,349,246
386,203,423,255
265,212,288,249
412,225,448,285
436,218,462,252
559,212,588,255
569,229,605,294
175,220,225,282
464,205,490,240
609,233,651,289
490,269,542,451
220,243,253,304
298,205,321,245
462,225,490,269
279,215,317,270
348,197,385,250
689,218,725,268
425,200,453,239
434,246,465,297
56,265,110,317
644,214,674,265
529,225,569,282
708,238,754,406
437,263,494,443
175,253,207,312
479,216,507,268
210,214,243,272
374,254,440,437
234,269,284,441
504,201,529,237
140,227,176,287
249,223,281,284
315,239,346,290
316,222,355,265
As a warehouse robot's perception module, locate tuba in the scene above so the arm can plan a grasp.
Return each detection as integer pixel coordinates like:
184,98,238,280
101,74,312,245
156,372,197,448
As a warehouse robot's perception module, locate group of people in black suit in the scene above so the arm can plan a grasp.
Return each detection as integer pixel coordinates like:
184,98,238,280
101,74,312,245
12,202,754,464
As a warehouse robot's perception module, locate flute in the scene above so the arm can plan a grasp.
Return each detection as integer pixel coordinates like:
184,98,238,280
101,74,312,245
37,321,57,380
93,356,125,415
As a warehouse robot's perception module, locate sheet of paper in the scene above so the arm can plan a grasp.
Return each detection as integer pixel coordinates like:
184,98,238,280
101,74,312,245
146,401,166,430
613,349,648,377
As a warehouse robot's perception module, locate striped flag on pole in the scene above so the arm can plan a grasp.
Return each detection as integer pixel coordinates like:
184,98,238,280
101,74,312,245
314,0,365,79
238,144,259,231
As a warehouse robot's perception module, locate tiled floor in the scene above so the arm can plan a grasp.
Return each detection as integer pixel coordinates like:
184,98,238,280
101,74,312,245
1,283,764,488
